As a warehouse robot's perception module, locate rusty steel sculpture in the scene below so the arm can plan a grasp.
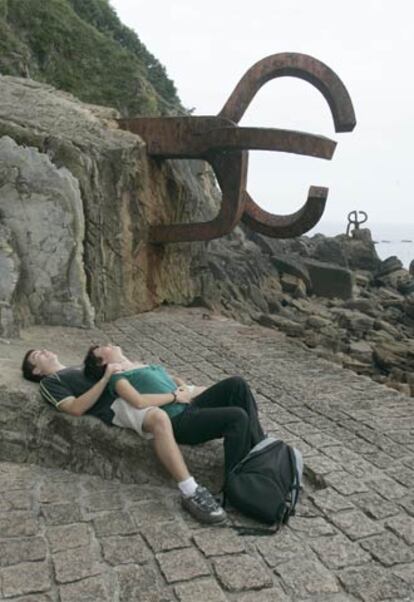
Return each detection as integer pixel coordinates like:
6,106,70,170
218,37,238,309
346,210,368,236
118,53,356,244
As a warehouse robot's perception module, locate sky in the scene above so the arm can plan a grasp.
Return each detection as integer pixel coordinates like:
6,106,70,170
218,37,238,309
110,0,414,236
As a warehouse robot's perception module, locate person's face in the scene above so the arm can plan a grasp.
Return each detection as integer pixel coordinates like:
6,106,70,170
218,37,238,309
29,349,59,376
93,344,123,364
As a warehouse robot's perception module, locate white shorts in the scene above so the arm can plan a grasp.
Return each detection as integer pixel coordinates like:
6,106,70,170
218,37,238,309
111,398,156,440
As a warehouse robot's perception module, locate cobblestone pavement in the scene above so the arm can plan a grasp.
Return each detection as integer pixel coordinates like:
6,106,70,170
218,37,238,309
1,307,414,601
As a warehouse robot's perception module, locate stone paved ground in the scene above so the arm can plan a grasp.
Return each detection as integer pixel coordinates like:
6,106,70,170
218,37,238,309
1,306,414,601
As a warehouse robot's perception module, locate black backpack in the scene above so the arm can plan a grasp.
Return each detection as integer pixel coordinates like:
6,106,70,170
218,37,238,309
224,437,302,527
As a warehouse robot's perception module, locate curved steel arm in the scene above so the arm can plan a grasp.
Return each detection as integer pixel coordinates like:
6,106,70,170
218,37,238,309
219,52,356,132
203,127,336,159
118,117,335,160
242,186,327,238
218,53,356,238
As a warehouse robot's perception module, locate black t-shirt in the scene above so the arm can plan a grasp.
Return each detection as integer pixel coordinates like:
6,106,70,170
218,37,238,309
39,366,116,425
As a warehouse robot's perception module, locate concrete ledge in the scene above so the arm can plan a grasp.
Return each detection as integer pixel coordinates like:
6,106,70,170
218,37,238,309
0,383,224,490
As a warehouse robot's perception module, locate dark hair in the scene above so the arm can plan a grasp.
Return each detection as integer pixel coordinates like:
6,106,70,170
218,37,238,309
84,345,106,381
21,349,43,383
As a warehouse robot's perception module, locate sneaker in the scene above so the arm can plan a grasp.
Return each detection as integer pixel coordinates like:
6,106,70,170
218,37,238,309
181,485,227,524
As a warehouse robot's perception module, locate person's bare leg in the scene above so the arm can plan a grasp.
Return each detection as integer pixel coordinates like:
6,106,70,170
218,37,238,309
143,409,190,482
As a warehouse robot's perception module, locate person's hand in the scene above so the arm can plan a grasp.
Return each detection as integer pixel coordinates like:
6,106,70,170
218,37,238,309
190,385,207,398
175,385,192,404
103,363,124,380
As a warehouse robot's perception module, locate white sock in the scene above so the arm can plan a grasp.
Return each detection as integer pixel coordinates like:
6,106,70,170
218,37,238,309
178,476,198,497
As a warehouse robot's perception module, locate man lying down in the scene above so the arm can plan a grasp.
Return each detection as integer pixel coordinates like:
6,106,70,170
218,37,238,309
22,344,267,524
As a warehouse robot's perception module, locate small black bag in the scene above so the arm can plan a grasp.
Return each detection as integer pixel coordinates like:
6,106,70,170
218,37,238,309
224,437,302,526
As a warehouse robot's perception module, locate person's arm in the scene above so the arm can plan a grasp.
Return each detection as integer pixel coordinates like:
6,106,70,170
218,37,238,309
58,364,121,417
172,375,186,386
114,378,191,409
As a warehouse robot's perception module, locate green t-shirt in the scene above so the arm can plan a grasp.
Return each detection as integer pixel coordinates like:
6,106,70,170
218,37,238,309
109,364,186,418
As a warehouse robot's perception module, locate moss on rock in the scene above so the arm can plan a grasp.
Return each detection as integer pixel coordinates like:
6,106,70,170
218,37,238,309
0,0,181,115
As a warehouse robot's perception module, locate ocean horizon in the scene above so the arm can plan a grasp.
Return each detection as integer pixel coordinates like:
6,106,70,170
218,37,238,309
309,222,414,269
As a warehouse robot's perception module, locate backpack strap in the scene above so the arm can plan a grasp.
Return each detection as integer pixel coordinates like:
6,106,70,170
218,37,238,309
286,446,301,518
213,522,280,536
215,495,281,536
231,524,280,536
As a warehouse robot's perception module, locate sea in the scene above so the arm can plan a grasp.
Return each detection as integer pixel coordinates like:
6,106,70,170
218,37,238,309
309,222,414,269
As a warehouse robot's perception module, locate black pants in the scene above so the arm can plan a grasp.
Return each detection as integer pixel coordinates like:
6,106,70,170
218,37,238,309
171,376,265,475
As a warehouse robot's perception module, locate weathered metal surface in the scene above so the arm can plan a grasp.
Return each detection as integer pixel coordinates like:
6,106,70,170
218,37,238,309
219,52,356,131
346,210,368,236
117,117,336,159
243,186,328,239
118,52,356,244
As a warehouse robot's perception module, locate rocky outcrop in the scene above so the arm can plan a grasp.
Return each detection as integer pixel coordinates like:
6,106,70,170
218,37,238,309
336,229,382,272
187,222,414,396
303,259,354,299
0,135,94,330
0,76,220,333
248,233,414,396
192,230,282,321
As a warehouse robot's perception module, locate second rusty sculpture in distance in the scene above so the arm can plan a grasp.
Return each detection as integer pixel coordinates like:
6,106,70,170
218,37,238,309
118,52,356,243
346,210,368,236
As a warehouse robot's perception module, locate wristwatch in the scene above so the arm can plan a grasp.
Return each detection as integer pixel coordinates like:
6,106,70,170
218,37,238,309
172,391,177,402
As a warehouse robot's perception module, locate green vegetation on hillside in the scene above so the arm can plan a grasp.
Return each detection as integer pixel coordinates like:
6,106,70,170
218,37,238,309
0,0,181,116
